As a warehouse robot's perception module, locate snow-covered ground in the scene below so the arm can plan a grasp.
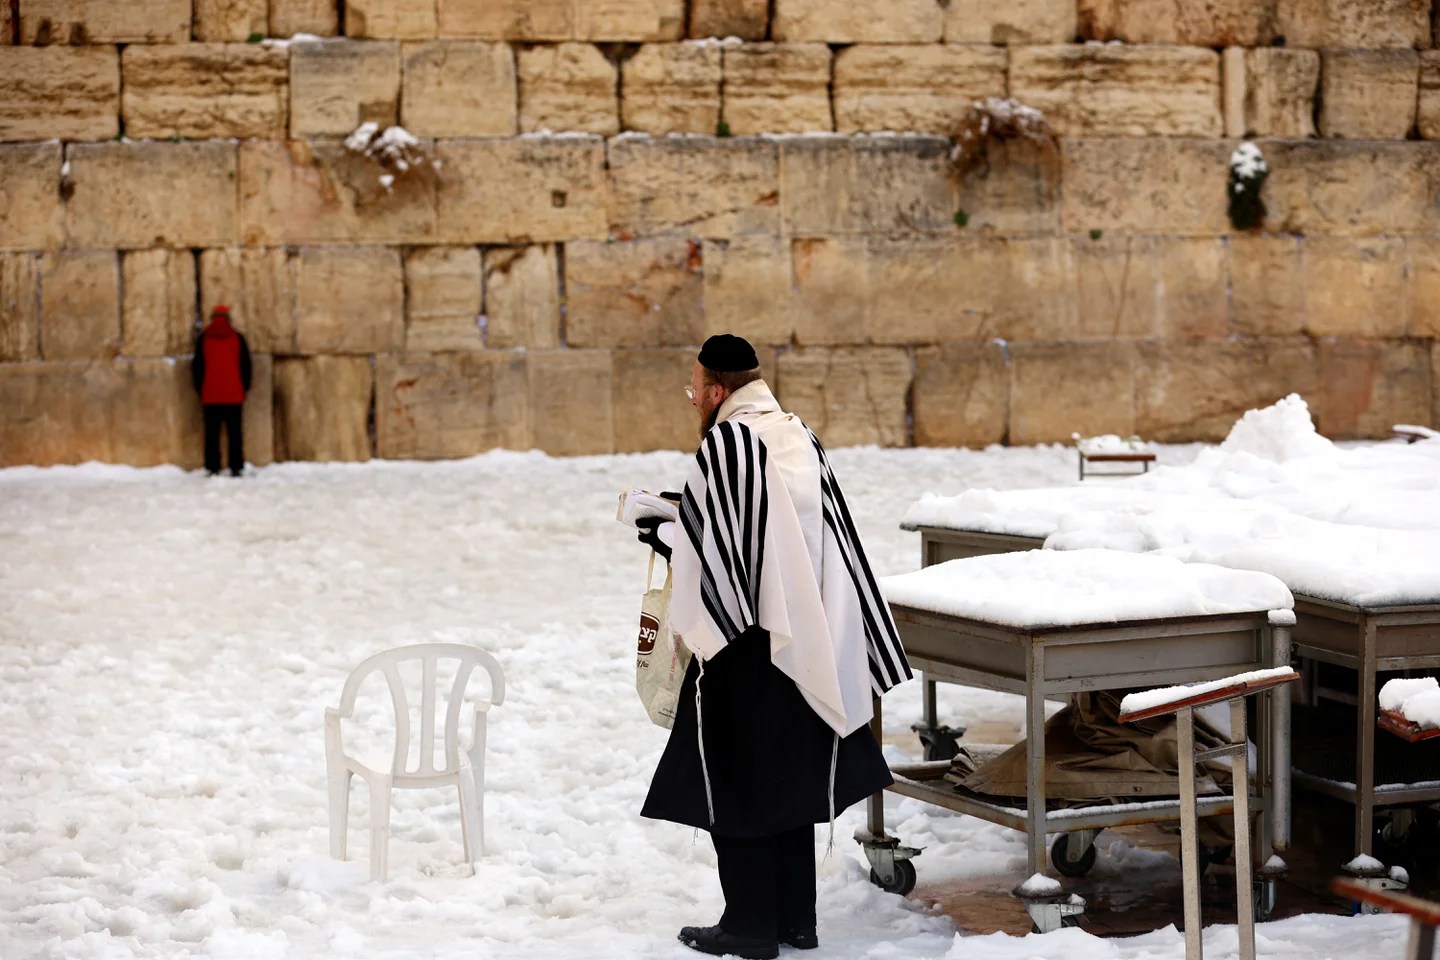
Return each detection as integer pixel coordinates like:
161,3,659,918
0,442,1410,959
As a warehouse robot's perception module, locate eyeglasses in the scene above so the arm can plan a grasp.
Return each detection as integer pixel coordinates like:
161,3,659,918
684,385,696,401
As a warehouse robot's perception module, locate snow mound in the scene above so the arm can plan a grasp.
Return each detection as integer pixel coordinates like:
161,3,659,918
1219,394,1334,463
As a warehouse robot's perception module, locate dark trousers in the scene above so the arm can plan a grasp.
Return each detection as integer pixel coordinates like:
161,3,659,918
712,825,816,940
203,404,244,476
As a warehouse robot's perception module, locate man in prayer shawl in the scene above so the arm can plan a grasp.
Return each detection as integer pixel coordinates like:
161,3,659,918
635,334,912,960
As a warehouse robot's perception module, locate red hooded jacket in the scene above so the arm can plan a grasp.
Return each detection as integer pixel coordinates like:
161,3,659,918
192,312,252,406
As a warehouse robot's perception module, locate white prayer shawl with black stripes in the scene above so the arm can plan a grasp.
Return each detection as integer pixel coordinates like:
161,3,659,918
668,381,912,737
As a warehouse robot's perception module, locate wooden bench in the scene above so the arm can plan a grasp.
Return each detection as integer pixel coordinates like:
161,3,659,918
1078,450,1157,480
1332,876,1440,959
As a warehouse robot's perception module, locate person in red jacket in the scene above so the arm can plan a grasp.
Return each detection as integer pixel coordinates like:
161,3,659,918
191,305,253,477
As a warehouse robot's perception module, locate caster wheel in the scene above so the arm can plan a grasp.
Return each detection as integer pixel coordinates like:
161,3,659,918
1254,881,1277,921
1051,834,1098,878
869,860,917,896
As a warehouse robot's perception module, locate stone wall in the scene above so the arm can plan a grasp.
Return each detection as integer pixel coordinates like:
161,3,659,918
2,0,1438,467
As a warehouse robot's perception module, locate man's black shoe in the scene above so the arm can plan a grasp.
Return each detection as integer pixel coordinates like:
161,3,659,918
677,924,779,960
779,927,819,950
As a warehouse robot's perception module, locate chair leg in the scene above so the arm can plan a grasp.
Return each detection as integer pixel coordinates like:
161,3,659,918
457,766,484,870
327,763,352,861
369,775,392,882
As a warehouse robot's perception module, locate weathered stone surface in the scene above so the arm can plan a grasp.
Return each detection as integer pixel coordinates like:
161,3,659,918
866,236,999,344
404,246,482,352
1409,238,1440,338
1061,139,1232,236
400,41,517,137
575,0,686,40
1068,235,1162,341
1263,142,1440,237
1229,234,1304,337
775,347,910,447
434,139,609,243
781,137,955,235
193,0,267,41
992,237,1076,341
913,342,1010,449
833,45,1006,134
1156,238,1230,340
238,354,275,467
566,238,704,347
1011,46,1223,138
270,0,339,37
1077,0,1274,45
198,247,297,353
122,44,289,140
0,47,119,142
722,44,831,135
612,348,698,452
348,0,437,38
703,235,792,346
1136,339,1318,442
1301,237,1408,339
39,251,120,361
954,137,1062,235
1010,342,1137,445
621,43,722,135
274,356,373,462
122,250,196,357
1,3,11,44
689,0,768,40
1223,47,1319,139
483,245,560,349
238,139,438,245
1,255,40,363
1433,344,1440,430
67,142,239,250
1420,53,1440,141
608,137,779,239
374,352,528,459
517,43,618,135
528,350,614,455
946,0,1074,42
435,0,571,40
772,0,942,42
1319,51,1419,141
789,238,868,346
290,40,401,137
0,144,64,251
20,0,189,43
1276,0,1430,49
293,246,404,354
1316,340,1431,440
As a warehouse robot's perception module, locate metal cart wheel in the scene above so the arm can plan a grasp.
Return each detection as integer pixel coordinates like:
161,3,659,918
1050,833,1098,878
869,860,918,896
1254,879,1278,922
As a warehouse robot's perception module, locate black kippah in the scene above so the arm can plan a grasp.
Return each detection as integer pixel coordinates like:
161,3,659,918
698,334,759,373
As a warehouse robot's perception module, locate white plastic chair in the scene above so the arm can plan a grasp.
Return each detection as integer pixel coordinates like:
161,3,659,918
325,643,506,881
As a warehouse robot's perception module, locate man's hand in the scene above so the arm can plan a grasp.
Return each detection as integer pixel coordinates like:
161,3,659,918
636,516,673,562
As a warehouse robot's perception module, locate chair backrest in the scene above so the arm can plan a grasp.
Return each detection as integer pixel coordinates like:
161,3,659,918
335,643,506,778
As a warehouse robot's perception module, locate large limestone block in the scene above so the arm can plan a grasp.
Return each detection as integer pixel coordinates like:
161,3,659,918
20,0,189,43
1,4,11,43
1136,340,1317,442
347,0,436,38
483,246,560,349
0,144,64,251
1276,0,1430,49
1410,238,1440,338
1010,46,1223,138
1316,340,1431,440
238,139,438,245
1077,0,1274,45
612,348,698,452
400,41,517,137
1223,48,1318,139
1319,51,1419,141
772,0,942,42
198,247,297,353
954,137,1062,235
374,352,528,459
703,235,792,346
781,137,955,235
528,350,614,455
434,139,609,243
293,245,404,354
122,44,290,140
912,342,1009,449
1156,238,1229,340
575,0,686,41
1420,53,1440,141
990,237,1076,341
689,0,767,40
1061,139,1232,236
1010,342,1137,445
945,0,1075,43
517,43,618,135
565,238,704,347
1301,237,1408,338
270,0,339,37
1069,235,1162,341
722,44,831,135
193,0,267,41
1263,142,1440,236
789,238,868,346
833,45,1006,134
122,250,196,357
39,251,119,361
274,355,373,462
621,43,722,135
404,246,482,352
607,137,780,239
1229,234,1304,336
0,47,119,142
67,142,239,250
1,255,40,363
1434,344,1440,428
290,40,401,137
239,353,275,467
435,0,571,40
775,347,911,448
866,236,1001,344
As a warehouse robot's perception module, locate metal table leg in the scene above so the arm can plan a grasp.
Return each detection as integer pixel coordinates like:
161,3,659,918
1026,644,1047,877
1357,620,1379,857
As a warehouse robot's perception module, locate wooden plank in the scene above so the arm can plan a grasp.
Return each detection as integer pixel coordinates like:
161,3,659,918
1331,876,1440,926
1118,670,1299,723
1378,708,1440,744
